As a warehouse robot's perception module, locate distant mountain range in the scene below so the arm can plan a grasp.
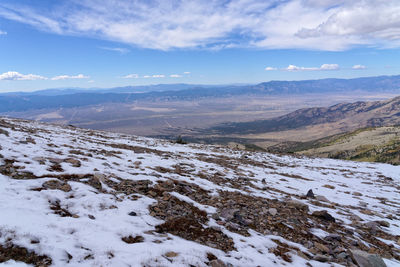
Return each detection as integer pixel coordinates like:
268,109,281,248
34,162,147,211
1,75,400,113
1,83,225,96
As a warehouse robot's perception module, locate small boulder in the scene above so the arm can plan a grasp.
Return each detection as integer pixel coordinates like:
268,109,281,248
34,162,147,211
287,200,309,212
306,189,315,199
122,235,144,244
376,220,390,227
325,234,341,241
313,254,329,262
220,208,236,220
268,208,277,216
364,221,379,231
349,249,387,267
312,210,336,222
314,242,330,254
42,179,71,192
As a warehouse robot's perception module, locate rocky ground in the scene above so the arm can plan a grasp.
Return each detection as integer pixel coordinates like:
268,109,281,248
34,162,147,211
0,117,400,266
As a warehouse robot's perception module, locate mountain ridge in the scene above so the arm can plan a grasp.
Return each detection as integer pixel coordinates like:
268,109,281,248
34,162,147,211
210,95,400,135
0,117,400,266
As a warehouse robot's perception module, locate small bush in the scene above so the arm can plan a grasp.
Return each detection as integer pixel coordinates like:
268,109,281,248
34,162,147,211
174,136,187,144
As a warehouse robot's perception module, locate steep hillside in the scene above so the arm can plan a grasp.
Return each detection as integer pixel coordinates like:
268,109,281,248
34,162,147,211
292,126,400,165
1,118,400,266
210,96,400,136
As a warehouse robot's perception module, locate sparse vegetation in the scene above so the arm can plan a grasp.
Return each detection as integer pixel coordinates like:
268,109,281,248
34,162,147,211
174,135,187,144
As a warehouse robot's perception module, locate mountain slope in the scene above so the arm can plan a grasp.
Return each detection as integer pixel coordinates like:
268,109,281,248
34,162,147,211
291,126,400,165
1,118,400,266
210,96,400,136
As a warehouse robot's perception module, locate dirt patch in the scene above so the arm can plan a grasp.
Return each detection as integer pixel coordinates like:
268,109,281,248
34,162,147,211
0,244,52,267
121,235,144,244
155,217,234,252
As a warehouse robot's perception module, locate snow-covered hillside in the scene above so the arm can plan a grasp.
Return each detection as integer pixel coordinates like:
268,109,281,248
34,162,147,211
0,117,399,267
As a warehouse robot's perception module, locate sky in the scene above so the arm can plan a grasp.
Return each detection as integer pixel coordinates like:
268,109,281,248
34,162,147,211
1,0,400,92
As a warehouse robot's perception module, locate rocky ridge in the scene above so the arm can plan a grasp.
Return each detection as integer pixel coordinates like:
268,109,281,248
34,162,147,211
0,117,400,266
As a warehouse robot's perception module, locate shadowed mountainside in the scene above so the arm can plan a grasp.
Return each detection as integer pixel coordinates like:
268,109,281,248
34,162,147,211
210,96,400,135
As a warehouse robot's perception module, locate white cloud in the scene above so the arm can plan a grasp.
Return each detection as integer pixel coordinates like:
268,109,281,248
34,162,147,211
0,71,47,81
183,72,191,74
152,75,165,78
51,74,89,80
0,30,6,35
1,1,400,51
320,64,339,70
284,64,339,71
265,67,277,71
170,74,182,78
143,75,151,78
122,73,139,79
100,47,129,54
352,64,366,70
88,80,95,83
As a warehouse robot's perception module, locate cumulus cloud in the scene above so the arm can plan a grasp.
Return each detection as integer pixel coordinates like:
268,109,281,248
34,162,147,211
51,74,89,80
1,0,400,51
183,72,191,74
122,73,139,79
352,64,366,70
284,64,339,71
0,30,6,35
265,67,277,71
152,75,165,78
0,71,47,81
170,74,182,78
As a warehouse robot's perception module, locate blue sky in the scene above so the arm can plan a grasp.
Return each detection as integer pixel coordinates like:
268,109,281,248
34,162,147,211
1,0,400,92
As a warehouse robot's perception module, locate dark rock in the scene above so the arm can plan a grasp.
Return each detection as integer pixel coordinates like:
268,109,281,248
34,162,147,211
0,128,9,136
128,211,137,216
121,235,144,244
325,234,341,241
233,211,247,225
306,189,315,199
312,210,336,222
313,254,329,262
375,220,390,227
